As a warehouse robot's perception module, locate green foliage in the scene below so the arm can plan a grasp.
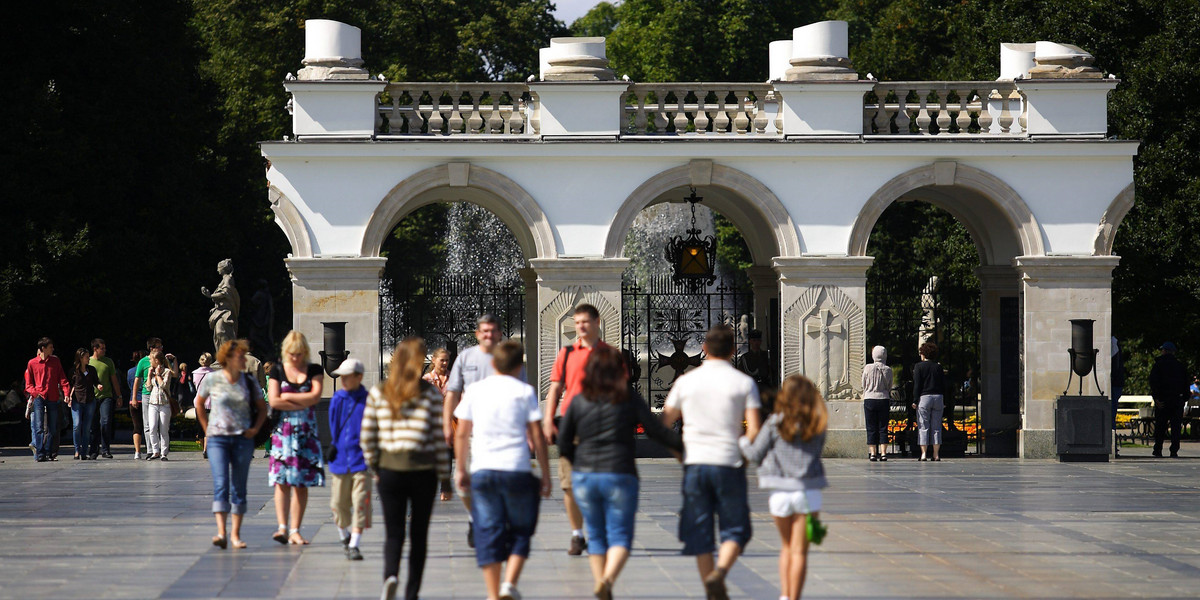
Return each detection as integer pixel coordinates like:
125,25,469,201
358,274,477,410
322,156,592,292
570,1,620,37
380,204,450,288
713,213,753,286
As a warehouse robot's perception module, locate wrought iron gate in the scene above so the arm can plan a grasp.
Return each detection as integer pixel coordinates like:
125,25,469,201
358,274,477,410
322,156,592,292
379,275,525,373
621,275,754,411
867,276,981,456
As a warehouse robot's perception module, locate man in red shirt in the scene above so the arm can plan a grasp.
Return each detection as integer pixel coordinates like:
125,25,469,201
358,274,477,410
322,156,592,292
542,304,609,555
25,337,69,462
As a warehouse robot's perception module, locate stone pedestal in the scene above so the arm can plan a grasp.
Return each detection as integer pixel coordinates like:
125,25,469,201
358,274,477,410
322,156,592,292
774,256,873,457
529,82,630,138
527,258,629,401
1018,79,1118,137
1015,255,1119,458
774,81,876,137
286,257,387,392
285,80,387,139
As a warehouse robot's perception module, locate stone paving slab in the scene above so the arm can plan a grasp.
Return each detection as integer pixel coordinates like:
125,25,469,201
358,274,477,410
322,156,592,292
0,442,1198,599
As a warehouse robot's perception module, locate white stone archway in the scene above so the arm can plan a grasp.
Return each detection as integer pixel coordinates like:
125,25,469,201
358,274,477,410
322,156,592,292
361,163,557,261
269,185,314,258
1092,182,1135,256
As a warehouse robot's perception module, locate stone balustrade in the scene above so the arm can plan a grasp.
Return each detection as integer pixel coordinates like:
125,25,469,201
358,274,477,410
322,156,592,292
622,84,776,136
864,82,1027,136
376,83,533,136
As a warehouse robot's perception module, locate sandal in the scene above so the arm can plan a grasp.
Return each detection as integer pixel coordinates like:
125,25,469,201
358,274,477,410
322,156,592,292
231,539,247,549
879,454,887,462
288,530,309,545
212,536,227,549
272,529,288,545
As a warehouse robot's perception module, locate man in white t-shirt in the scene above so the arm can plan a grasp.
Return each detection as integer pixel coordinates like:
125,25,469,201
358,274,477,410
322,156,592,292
662,325,762,600
454,340,551,600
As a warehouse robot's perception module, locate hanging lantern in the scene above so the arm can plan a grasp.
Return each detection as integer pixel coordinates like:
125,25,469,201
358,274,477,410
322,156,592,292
665,187,717,291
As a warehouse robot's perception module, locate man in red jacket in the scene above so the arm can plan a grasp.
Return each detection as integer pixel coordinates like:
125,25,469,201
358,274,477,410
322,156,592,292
26,337,69,462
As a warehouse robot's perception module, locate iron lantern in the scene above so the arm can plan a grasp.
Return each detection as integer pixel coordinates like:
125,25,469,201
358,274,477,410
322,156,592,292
665,188,717,291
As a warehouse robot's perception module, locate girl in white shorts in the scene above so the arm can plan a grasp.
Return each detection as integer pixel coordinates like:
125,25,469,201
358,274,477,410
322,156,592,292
740,375,828,600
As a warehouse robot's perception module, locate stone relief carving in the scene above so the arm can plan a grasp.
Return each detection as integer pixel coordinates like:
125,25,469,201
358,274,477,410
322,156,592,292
782,285,864,400
537,286,620,399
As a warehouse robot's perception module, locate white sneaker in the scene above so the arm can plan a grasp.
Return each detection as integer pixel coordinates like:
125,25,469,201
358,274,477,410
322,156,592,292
499,582,521,600
134,452,141,460
380,575,397,600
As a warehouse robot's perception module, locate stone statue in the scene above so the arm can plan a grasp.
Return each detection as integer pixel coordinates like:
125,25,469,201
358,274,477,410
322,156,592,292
201,259,240,354
918,276,940,349
248,278,275,360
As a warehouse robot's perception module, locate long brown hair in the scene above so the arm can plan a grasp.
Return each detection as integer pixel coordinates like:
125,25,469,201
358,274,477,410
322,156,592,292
383,338,427,412
775,374,828,443
581,346,628,404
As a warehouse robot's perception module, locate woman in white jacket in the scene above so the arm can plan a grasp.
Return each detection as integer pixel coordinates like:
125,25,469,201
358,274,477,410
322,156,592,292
861,346,893,462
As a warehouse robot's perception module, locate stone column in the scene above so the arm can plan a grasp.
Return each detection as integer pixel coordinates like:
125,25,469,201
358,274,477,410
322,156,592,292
526,258,630,403
286,257,388,392
1014,256,1120,458
518,267,540,386
774,256,874,457
976,265,1022,456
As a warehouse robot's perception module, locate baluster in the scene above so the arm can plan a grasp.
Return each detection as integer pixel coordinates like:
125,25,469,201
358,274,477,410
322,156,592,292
1016,90,1028,133
674,89,689,133
956,89,972,134
896,91,911,133
753,94,767,134
527,94,540,135
508,94,525,134
872,89,889,134
375,94,385,134
998,89,1013,134
428,91,444,134
634,89,648,133
448,91,464,134
466,89,484,134
733,91,750,134
653,88,669,133
915,89,931,134
489,93,505,134
977,88,994,133
407,91,425,134
774,92,784,134
695,89,710,134
935,90,951,135
714,92,730,133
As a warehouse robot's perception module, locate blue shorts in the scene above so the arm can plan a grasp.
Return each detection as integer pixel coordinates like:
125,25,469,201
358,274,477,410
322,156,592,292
678,464,752,555
572,471,639,554
469,470,541,567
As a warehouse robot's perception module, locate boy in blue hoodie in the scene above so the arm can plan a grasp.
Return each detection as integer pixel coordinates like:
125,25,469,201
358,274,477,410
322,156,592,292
328,358,371,560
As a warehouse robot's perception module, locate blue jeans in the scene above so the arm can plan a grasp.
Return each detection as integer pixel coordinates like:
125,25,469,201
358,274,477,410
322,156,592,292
917,394,944,446
679,464,752,555
573,471,639,554
71,401,96,457
208,435,254,514
90,397,115,455
469,470,541,567
31,397,59,459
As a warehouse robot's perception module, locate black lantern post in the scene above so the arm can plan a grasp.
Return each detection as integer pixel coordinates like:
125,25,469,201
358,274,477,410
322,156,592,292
320,321,351,381
665,187,717,292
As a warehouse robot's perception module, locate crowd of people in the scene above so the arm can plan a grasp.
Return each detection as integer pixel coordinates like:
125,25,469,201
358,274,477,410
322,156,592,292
19,312,832,600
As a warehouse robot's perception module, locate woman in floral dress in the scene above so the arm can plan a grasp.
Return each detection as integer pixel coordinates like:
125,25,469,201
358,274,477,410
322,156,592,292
267,330,325,545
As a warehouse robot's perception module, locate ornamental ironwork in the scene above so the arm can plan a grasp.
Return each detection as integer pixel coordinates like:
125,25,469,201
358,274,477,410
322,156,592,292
665,188,717,292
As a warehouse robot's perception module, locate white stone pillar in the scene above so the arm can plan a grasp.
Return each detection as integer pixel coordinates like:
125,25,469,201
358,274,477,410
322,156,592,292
518,267,540,385
526,258,630,402
774,256,873,457
1014,255,1119,458
286,257,388,392
976,265,1022,455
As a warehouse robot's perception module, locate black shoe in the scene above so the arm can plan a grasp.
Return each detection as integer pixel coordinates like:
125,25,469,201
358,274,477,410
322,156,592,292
345,546,363,560
36,456,48,462
49,455,58,461
340,533,351,548
1152,450,1163,457
203,451,208,459
103,452,113,459
568,534,586,556
1170,452,1180,458
160,456,169,461
869,454,877,462
879,454,887,462
73,454,80,460
467,521,475,549
89,454,99,460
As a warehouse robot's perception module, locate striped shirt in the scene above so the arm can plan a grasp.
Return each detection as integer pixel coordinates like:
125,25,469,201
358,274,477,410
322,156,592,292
361,382,450,482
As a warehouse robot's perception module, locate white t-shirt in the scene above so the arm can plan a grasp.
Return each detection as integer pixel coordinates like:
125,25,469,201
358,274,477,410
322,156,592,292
664,360,762,467
453,374,540,473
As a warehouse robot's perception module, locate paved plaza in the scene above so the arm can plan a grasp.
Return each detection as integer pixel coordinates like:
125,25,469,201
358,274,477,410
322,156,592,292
1,444,1198,599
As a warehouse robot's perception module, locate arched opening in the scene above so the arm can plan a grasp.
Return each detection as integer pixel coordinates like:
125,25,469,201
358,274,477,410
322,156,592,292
861,184,1026,458
378,198,530,372
617,182,782,412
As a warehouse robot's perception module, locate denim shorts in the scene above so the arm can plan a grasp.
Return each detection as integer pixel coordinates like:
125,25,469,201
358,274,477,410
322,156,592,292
469,470,541,567
572,471,639,554
678,464,752,555
767,489,823,517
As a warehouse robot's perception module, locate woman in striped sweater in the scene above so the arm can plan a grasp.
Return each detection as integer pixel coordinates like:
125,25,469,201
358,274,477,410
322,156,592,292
362,337,452,600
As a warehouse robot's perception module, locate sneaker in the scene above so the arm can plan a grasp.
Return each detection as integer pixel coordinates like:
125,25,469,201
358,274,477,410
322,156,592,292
147,454,160,461
103,452,113,459
467,521,475,548
36,456,48,462
703,567,729,600
160,456,169,461
340,533,351,548
380,575,398,600
346,546,363,560
568,534,586,556
134,452,142,460
49,455,58,461
499,582,521,600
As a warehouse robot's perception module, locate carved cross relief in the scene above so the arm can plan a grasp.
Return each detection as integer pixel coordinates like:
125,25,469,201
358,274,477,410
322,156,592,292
802,304,850,398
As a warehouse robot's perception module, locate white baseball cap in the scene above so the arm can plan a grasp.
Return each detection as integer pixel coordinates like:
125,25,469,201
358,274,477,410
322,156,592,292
331,358,364,376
